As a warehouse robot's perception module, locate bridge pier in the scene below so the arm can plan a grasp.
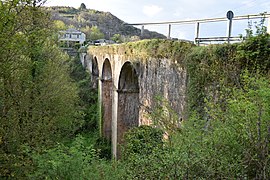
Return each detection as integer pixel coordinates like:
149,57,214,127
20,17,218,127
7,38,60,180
112,87,118,158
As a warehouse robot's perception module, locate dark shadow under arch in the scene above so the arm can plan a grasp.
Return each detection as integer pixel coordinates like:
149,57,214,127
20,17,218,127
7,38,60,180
117,62,139,156
101,59,113,140
92,57,99,88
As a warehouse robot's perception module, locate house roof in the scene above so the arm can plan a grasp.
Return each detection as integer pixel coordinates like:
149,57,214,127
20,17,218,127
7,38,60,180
60,28,84,34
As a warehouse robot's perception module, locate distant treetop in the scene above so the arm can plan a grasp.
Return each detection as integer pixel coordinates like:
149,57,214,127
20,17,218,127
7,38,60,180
79,3,86,10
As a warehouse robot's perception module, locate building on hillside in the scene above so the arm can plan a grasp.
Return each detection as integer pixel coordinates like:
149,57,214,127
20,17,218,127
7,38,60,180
59,28,86,48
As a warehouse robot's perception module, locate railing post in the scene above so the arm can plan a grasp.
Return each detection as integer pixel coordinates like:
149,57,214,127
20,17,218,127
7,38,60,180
141,25,144,38
167,24,171,39
194,22,200,45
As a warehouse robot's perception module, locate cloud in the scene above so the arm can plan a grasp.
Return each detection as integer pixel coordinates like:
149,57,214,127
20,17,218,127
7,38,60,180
143,5,163,17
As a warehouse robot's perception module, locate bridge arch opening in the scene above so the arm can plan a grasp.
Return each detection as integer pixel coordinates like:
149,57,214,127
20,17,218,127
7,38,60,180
117,62,139,150
101,59,113,140
92,56,99,88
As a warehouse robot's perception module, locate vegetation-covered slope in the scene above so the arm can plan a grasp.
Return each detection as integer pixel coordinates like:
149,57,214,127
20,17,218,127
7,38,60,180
44,5,166,41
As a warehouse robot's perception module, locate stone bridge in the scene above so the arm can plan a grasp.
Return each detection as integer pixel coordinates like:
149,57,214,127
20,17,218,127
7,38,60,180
80,39,193,158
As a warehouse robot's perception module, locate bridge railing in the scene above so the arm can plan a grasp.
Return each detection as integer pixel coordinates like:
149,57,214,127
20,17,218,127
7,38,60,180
126,12,270,45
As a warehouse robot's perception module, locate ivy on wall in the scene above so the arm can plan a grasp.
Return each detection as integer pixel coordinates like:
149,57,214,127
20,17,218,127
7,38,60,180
88,39,194,64
186,31,270,116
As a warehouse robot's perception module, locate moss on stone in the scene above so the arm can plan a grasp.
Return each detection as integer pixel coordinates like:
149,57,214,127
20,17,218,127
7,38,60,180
88,39,194,63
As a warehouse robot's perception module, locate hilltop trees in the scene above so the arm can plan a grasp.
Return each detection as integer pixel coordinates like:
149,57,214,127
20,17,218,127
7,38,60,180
79,3,87,10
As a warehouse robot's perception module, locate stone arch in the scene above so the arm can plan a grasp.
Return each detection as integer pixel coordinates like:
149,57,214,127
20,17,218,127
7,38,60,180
117,62,139,149
101,59,113,140
92,56,99,88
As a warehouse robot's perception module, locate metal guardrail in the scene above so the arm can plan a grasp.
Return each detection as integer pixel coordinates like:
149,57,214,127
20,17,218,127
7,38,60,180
126,12,270,45
128,13,270,26
195,36,244,43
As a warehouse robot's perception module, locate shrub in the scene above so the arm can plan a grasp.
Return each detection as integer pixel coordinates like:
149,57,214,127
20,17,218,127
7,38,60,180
29,135,98,179
122,125,163,159
170,72,270,179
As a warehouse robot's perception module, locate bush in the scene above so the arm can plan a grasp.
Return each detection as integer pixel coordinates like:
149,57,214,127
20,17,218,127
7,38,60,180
121,125,169,179
169,72,270,179
29,135,98,179
29,134,125,180
122,125,163,160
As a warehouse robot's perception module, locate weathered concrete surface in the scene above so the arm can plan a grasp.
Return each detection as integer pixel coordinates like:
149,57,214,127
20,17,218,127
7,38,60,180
138,58,186,125
101,59,113,140
81,39,193,158
102,80,112,139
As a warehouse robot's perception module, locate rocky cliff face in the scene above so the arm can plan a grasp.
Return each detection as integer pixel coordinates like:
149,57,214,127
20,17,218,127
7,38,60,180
45,6,166,39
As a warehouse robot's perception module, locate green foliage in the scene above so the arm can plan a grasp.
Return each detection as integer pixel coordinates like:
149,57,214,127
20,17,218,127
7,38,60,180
213,72,270,178
81,25,92,40
45,5,166,41
237,31,270,72
185,72,270,179
56,7,80,15
186,23,270,116
120,72,270,179
0,1,84,178
89,26,105,41
121,125,169,179
186,44,238,115
111,33,123,43
122,125,164,160
121,148,174,179
28,133,124,180
146,96,180,136
53,20,67,30
29,135,98,179
89,39,194,63
94,137,111,159
69,56,98,132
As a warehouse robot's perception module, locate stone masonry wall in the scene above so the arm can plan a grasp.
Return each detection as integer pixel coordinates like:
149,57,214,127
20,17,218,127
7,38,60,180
138,58,187,126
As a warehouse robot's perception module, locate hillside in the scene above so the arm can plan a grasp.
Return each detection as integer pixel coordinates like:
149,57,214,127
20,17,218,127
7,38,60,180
45,6,166,40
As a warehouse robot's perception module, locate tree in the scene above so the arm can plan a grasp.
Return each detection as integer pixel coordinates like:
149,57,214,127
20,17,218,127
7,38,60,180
54,20,67,30
111,34,123,43
0,1,83,178
79,3,87,10
89,26,105,41
81,25,92,40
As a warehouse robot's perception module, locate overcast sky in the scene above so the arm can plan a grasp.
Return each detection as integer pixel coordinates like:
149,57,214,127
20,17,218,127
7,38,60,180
45,0,270,40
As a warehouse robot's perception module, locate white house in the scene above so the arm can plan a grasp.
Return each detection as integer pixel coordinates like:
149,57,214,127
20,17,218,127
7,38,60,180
59,28,86,47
